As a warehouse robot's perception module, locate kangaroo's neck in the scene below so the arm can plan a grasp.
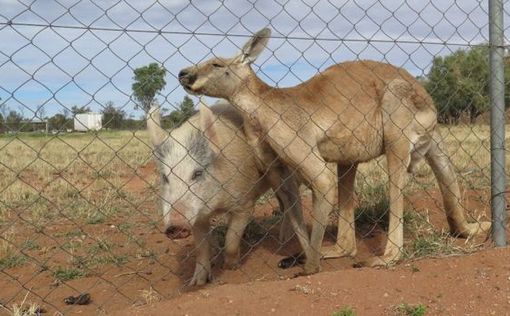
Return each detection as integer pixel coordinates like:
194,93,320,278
230,69,278,114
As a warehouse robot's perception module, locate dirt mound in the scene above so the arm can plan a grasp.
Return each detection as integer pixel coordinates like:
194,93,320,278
118,248,510,316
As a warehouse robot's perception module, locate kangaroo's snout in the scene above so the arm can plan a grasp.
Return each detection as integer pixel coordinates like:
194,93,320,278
178,69,188,79
178,68,196,87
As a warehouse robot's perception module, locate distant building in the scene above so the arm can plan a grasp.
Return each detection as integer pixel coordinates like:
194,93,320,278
74,113,102,132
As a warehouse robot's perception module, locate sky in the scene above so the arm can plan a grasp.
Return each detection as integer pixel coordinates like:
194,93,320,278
0,0,508,120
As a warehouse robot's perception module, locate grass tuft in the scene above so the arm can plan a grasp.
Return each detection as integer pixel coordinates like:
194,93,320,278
332,306,356,316
394,303,427,316
3,292,43,316
139,286,161,305
53,266,87,282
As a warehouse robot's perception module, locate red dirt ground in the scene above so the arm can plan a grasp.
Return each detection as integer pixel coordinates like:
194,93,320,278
1,161,508,315
117,247,510,316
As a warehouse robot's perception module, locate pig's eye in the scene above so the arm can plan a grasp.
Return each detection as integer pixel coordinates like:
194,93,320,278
191,169,204,181
161,174,169,184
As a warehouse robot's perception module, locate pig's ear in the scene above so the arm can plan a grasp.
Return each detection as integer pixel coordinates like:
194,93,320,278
199,99,220,154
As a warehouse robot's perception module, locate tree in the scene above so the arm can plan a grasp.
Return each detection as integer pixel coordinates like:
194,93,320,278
62,107,70,118
101,101,126,129
36,105,46,120
161,96,196,128
132,63,166,112
48,113,69,131
71,105,91,116
0,101,7,118
180,95,195,119
5,110,23,131
425,46,510,124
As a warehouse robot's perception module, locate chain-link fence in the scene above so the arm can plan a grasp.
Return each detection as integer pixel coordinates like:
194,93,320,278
0,0,508,314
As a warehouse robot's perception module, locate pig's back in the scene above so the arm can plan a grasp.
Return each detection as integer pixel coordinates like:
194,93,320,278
210,101,244,130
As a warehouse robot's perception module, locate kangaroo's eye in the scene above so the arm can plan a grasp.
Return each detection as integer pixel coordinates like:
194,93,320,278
212,63,224,68
191,169,204,181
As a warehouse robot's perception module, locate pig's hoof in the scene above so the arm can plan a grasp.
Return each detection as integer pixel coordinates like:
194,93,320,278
292,266,320,278
188,275,210,286
188,268,212,286
302,261,321,275
223,259,240,270
278,253,305,269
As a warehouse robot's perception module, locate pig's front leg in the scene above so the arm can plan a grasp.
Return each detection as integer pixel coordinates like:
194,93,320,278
189,223,213,286
223,208,251,270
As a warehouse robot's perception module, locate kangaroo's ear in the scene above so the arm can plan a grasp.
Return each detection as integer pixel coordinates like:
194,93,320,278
236,28,271,64
146,102,167,148
199,99,220,154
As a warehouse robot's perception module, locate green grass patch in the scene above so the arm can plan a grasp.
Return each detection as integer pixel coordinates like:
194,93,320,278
0,253,27,270
53,229,83,238
394,303,427,316
21,239,40,251
403,210,460,259
92,254,129,267
354,184,389,230
332,306,356,316
89,239,114,254
117,222,134,233
404,232,457,259
53,266,87,282
86,212,106,225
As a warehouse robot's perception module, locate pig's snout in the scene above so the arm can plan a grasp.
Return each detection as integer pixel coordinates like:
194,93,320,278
165,225,191,239
163,201,193,239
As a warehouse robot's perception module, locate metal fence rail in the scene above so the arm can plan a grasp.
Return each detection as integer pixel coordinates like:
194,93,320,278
0,0,507,314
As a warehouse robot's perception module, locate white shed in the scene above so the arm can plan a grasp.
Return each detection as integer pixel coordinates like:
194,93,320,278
74,113,102,132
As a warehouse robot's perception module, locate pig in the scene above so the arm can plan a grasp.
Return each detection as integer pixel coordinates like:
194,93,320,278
146,99,307,286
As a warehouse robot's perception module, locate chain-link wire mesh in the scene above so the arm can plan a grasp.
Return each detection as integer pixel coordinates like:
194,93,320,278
0,0,508,314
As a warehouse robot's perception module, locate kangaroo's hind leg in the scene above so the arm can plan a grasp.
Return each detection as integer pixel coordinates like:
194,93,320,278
322,164,358,259
425,130,491,237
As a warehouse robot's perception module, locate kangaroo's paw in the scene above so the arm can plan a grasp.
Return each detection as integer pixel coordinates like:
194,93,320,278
453,221,491,238
357,249,401,268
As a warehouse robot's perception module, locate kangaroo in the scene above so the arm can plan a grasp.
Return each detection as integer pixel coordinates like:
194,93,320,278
178,28,491,274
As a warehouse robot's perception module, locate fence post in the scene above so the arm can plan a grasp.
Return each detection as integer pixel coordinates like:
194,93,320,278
489,0,507,247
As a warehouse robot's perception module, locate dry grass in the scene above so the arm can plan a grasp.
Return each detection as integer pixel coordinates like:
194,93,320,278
0,228,26,270
0,130,157,278
1,292,43,316
139,286,162,305
356,124,510,193
0,124,508,275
